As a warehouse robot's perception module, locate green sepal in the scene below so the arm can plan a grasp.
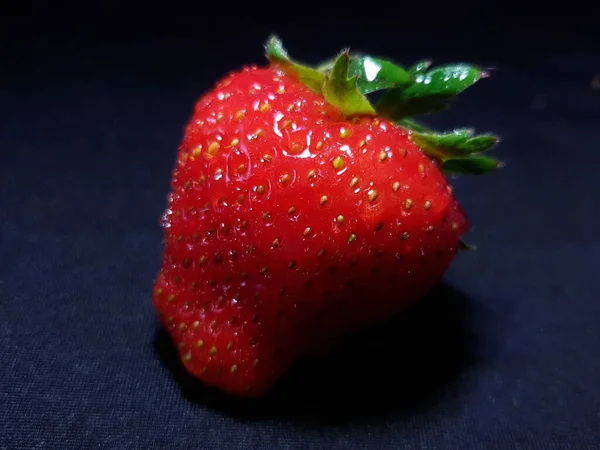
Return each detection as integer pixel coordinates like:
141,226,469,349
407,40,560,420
318,56,412,96
265,36,325,93
377,93,452,118
322,51,376,116
409,60,432,76
403,64,486,98
442,156,500,175
459,239,477,251
394,118,432,133
316,58,336,73
348,56,411,94
411,129,498,160
377,64,487,119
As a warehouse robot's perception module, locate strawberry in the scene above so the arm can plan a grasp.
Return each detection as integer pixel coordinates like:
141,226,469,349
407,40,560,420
153,36,500,397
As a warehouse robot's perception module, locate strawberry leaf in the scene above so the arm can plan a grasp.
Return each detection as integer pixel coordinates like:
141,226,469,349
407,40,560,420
265,36,325,93
409,60,432,76
459,239,477,251
378,93,452,118
322,52,377,116
395,118,431,133
403,64,485,98
316,58,336,73
411,129,498,159
348,56,411,94
442,156,500,175
377,63,487,119
399,124,500,175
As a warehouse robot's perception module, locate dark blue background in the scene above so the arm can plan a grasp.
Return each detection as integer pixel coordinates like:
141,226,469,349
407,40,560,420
2,4,599,449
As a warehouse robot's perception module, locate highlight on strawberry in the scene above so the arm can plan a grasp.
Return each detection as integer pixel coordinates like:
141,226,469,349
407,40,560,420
153,36,500,397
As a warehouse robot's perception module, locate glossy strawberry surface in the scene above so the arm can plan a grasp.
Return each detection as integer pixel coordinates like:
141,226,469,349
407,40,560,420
154,65,469,396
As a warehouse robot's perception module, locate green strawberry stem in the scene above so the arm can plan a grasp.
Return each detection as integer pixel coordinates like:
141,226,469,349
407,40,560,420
265,35,501,177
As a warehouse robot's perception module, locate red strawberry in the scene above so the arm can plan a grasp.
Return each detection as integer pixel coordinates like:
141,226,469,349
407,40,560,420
153,36,500,397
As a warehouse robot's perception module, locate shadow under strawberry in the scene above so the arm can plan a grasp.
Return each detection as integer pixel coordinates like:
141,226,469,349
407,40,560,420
153,282,480,425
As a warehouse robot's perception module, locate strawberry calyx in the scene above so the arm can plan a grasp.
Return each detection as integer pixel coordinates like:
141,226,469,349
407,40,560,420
321,51,377,116
266,35,501,176
410,129,500,175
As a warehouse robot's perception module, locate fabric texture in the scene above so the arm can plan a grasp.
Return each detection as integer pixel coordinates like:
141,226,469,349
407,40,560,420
2,9,599,449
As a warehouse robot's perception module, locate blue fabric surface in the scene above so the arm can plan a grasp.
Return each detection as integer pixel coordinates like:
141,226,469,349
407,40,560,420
2,10,599,449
